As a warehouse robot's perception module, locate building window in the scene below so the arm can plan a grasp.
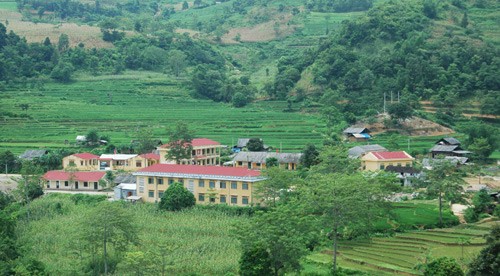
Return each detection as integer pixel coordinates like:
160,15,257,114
64,181,69,187
198,180,205,188
148,190,154,198
169,179,174,185
148,177,154,184
231,182,237,189
178,179,184,184
242,196,249,205
69,160,75,166
380,164,385,170
397,163,402,166
256,163,261,167
84,182,88,187
209,181,215,189
198,193,205,202
46,181,50,188
136,161,142,167
238,161,243,166
80,161,84,166
406,163,410,167
210,197,216,203
220,195,226,203
220,181,226,189
231,195,238,204
158,178,164,185
242,183,249,190
55,181,60,188
159,191,164,198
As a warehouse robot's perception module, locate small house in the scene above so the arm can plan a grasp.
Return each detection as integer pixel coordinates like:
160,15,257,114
430,137,471,158
114,183,137,200
343,127,371,142
232,151,302,170
76,135,87,144
19,149,48,160
232,138,270,153
385,165,421,186
348,144,387,159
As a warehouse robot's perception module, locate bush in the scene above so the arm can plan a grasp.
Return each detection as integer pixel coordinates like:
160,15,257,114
159,182,196,211
424,257,464,276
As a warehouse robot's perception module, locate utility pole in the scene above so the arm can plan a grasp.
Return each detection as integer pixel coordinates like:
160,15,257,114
408,138,410,151
383,92,386,113
5,163,7,175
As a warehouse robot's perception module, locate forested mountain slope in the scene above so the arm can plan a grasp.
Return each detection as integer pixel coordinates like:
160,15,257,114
268,0,499,118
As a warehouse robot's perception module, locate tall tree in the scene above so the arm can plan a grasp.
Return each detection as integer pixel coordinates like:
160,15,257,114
80,202,137,275
238,203,315,275
309,145,360,174
246,138,264,152
425,160,465,227
165,122,193,164
299,173,387,273
468,225,500,276
255,167,300,207
166,49,187,77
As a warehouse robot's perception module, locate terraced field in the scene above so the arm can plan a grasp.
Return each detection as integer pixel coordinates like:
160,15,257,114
307,224,493,275
0,72,326,154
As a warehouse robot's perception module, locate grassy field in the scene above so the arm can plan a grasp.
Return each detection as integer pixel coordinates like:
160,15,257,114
469,6,500,46
301,11,364,36
0,72,326,154
0,1,16,11
16,194,247,275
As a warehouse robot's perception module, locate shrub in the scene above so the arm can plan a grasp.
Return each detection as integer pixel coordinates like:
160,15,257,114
424,257,464,276
159,182,195,211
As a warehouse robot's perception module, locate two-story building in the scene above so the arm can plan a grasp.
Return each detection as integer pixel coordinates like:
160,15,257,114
62,153,100,171
231,152,302,170
361,151,414,171
133,164,265,206
43,171,107,191
158,138,221,165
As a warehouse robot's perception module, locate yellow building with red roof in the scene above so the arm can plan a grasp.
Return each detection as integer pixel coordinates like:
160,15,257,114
360,151,414,171
62,153,100,171
43,171,107,190
133,164,265,206
158,138,221,165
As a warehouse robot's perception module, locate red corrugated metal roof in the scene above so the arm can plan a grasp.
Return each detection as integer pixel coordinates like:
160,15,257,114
138,164,260,177
43,171,106,182
371,151,412,160
160,138,220,148
73,153,100,160
139,153,160,160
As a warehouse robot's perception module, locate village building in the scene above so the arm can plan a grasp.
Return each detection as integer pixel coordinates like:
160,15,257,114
42,171,107,191
232,138,270,153
98,153,160,171
19,149,48,160
429,137,471,158
133,164,265,206
62,152,100,171
343,127,371,142
385,165,421,186
158,138,221,165
348,144,387,159
231,151,302,170
360,151,414,171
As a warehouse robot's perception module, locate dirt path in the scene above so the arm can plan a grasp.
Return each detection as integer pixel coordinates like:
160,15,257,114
0,174,20,193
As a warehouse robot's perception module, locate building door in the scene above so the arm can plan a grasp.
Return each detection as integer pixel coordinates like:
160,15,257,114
75,182,79,189
94,182,98,190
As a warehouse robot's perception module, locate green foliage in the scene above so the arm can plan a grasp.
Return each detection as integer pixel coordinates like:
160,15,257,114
468,224,500,276
159,182,196,211
0,150,20,174
425,257,464,276
237,204,315,275
239,242,273,276
246,138,264,152
232,92,248,108
460,121,498,160
309,145,360,174
165,121,193,164
300,144,320,169
256,167,300,206
69,193,107,205
50,61,74,83
265,157,278,168
80,202,138,275
425,160,465,227
306,0,373,12
388,102,414,121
